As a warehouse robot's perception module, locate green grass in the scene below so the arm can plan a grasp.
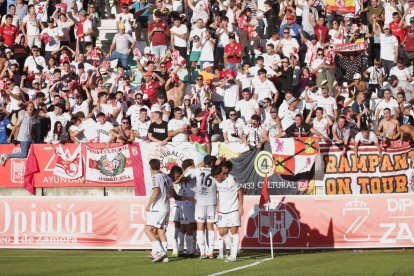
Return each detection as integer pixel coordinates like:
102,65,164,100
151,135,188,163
0,249,414,275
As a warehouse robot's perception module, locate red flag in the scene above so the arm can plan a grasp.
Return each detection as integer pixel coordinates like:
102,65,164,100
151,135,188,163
128,143,146,196
259,174,270,209
23,146,39,195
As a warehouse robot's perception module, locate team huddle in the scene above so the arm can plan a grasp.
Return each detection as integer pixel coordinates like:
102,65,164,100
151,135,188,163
144,156,244,263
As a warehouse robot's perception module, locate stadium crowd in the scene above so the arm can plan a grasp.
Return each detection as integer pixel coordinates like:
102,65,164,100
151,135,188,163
0,0,413,166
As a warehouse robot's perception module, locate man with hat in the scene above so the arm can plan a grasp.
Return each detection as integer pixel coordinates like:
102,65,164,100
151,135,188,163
151,93,171,122
224,33,242,72
116,4,134,34
373,18,399,76
148,10,170,63
279,14,301,38
107,22,136,69
40,17,64,62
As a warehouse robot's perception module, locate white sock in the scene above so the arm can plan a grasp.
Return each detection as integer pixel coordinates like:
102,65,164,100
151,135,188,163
218,235,225,256
162,241,168,253
231,234,240,258
173,228,180,253
151,240,163,254
207,231,215,254
196,230,205,255
185,235,194,254
194,234,198,254
178,232,185,252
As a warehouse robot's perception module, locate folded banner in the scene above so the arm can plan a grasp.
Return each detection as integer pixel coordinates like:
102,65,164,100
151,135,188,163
270,137,318,175
85,145,134,183
1,194,414,249
231,143,315,195
334,43,367,52
53,144,82,180
318,143,414,195
326,0,355,13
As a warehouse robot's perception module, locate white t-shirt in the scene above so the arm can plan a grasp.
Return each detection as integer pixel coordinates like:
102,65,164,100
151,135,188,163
375,98,399,117
280,108,300,129
355,131,379,145
168,117,190,142
252,79,277,105
47,111,71,137
189,27,206,51
9,86,22,111
78,118,98,141
220,83,239,108
300,88,322,110
96,121,114,143
312,117,329,137
222,118,245,142
133,119,151,141
235,99,259,123
126,104,151,127
150,172,171,212
380,33,398,61
22,15,41,35
262,53,281,68
280,38,299,58
366,66,385,85
236,72,254,90
151,103,171,122
71,101,89,116
24,56,47,74
216,175,241,213
199,37,215,62
41,27,64,51
389,66,410,85
185,167,217,206
116,13,134,33
170,24,188,47
317,96,337,118
57,20,72,42
243,124,265,146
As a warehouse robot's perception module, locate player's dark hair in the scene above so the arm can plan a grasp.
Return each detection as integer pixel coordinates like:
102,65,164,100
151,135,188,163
211,165,224,176
169,165,183,181
182,159,194,171
221,160,233,172
149,159,161,170
203,155,217,166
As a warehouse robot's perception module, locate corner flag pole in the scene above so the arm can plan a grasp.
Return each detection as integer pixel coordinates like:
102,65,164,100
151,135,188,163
267,203,274,259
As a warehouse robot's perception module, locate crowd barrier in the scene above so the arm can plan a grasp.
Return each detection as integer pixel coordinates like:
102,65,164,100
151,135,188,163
1,194,414,249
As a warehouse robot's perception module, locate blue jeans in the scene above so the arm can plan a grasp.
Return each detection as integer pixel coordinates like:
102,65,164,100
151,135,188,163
226,62,239,73
107,51,129,68
7,141,31,159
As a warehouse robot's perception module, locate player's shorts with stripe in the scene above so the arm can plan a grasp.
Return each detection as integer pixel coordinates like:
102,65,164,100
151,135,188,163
217,210,240,228
180,201,195,224
173,202,184,223
195,204,216,223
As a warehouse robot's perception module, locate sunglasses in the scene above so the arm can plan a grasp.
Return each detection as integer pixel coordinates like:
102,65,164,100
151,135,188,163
318,54,324,56
122,121,129,124
204,102,210,105
136,97,143,100
5,82,12,85
184,99,190,101
284,32,289,34
32,49,39,52
196,78,203,81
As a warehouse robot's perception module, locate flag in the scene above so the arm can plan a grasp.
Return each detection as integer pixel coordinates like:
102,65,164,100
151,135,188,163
259,174,270,209
270,138,318,175
128,143,146,196
23,146,39,195
218,142,249,160
54,144,83,180
85,145,134,183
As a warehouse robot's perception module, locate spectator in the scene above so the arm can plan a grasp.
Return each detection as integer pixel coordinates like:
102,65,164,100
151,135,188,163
132,108,151,142
235,88,260,124
148,10,170,63
354,124,382,163
168,107,190,142
242,114,266,149
148,110,170,145
222,108,245,144
107,23,136,69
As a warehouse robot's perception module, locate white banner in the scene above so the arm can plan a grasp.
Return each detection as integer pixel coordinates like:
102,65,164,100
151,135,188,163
53,144,83,180
85,145,134,183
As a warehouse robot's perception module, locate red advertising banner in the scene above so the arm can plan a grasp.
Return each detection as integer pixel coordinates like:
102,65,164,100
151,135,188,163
1,195,414,249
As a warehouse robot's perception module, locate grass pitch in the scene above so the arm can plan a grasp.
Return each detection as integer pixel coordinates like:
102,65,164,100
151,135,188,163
1,249,414,275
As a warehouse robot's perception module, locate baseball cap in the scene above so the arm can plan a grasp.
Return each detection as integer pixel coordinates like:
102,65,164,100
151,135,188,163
404,103,412,109
118,23,125,29
308,80,316,87
287,14,295,20
287,97,297,105
383,24,390,30
203,62,213,69
122,3,128,8
33,79,40,84
144,71,153,76
310,34,317,41
79,10,87,16
320,80,328,86
157,93,166,99
353,73,361,80
4,48,11,54
229,33,236,39
47,17,54,23
270,107,278,113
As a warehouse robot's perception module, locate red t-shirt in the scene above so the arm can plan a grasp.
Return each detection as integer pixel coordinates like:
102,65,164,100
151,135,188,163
405,28,414,52
0,24,18,46
314,25,328,43
189,132,210,144
148,20,170,46
224,42,242,63
390,21,406,44
141,80,161,104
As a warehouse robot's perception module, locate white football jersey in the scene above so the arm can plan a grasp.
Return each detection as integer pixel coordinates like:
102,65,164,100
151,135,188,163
185,167,217,206
150,172,171,212
216,175,241,213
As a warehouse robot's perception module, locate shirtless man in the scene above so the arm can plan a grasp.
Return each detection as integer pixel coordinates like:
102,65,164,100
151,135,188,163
376,108,400,147
400,124,414,144
166,77,185,109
